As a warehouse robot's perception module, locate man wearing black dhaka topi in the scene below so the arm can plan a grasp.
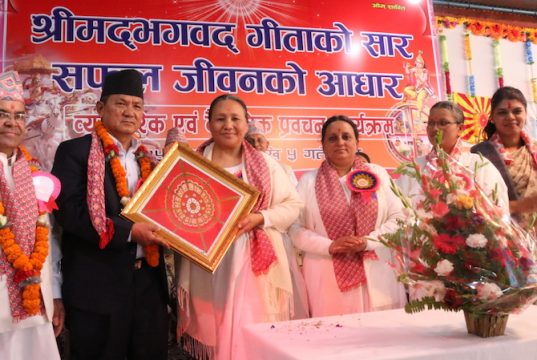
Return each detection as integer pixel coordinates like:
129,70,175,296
52,69,169,360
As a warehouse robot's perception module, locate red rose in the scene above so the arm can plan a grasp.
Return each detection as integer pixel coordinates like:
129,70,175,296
444,288,463,310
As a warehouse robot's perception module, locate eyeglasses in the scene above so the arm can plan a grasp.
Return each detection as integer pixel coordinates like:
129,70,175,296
0,111,27,123
425,121,458,128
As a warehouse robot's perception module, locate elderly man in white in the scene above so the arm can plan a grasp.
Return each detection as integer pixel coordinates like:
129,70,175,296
0,71,63,359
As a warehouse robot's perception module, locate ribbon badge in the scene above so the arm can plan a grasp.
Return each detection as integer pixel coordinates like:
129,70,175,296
32,172,61,213
346,169,379,201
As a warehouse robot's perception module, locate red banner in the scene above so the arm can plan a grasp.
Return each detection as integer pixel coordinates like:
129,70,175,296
4,0,442,172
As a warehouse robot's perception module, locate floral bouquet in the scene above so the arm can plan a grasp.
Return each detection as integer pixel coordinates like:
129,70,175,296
381,145,537,336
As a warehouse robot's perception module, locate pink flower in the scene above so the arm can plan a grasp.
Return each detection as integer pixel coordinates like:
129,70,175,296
409,280,446,301
428,188,442,198
431,202,449,218
434,259,454,276
466,233,488,248
476,282,503,301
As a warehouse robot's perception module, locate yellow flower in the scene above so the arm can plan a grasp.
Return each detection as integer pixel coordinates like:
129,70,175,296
455,195,474,210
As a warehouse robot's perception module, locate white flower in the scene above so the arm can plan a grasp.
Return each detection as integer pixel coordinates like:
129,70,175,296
466,233,488,248
476,282,503,301
0,215,7,227
409,280,446,302
415,207,433,220
434,259,454,276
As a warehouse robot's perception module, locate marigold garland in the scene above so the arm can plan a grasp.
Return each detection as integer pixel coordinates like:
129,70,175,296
94,121,159,267
436,16,537,44
0,146,48,315
437,15,537,98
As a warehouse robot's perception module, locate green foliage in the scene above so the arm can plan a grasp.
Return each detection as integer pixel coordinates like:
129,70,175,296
404,297,455,314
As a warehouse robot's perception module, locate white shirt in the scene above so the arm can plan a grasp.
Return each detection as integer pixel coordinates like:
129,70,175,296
109,135,144,258
0,151,60,331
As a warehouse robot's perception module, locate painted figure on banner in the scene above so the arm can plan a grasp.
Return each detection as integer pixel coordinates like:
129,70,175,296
398,101,509,215
8,55,98,171
0,70,63,360
403,50,435,125
414,136,430,157
387,50,436,163
176,94,303,360
51,69,169,360
471,87,537,232
289,115,407,317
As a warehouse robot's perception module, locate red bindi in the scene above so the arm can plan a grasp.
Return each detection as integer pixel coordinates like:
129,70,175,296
507,101,512,110
8,104,15,111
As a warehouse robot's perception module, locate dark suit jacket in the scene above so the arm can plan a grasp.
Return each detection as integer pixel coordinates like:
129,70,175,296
51,134,168,313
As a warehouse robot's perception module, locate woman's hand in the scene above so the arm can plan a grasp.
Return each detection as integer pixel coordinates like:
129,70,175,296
237,213,264,236
328,235,367,255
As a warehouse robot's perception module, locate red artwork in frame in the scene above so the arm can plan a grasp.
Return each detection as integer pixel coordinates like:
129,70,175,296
122,143,259,272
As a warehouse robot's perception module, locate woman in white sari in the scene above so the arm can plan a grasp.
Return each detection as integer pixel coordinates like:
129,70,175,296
176,94,303,360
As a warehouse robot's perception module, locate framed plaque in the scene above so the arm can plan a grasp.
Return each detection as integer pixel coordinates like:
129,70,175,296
122,142,260,272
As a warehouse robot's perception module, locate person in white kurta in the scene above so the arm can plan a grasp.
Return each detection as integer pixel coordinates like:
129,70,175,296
289,115,406,317
397,101,510,215
0,71,61,360
176,95,303,360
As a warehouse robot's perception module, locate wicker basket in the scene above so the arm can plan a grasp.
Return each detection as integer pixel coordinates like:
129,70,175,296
463,310,509,337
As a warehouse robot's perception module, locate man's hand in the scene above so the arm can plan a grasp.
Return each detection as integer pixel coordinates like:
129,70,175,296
52,298,65,337
131,222,169,248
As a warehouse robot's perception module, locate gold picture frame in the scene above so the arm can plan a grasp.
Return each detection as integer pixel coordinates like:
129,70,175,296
122,142,260,272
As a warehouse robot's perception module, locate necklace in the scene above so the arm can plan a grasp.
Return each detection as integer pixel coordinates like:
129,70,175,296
94,121,159,266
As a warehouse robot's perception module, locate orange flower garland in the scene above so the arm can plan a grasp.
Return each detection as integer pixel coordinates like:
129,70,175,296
436,16,537,44
0,146,49,315
94,121,159,267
